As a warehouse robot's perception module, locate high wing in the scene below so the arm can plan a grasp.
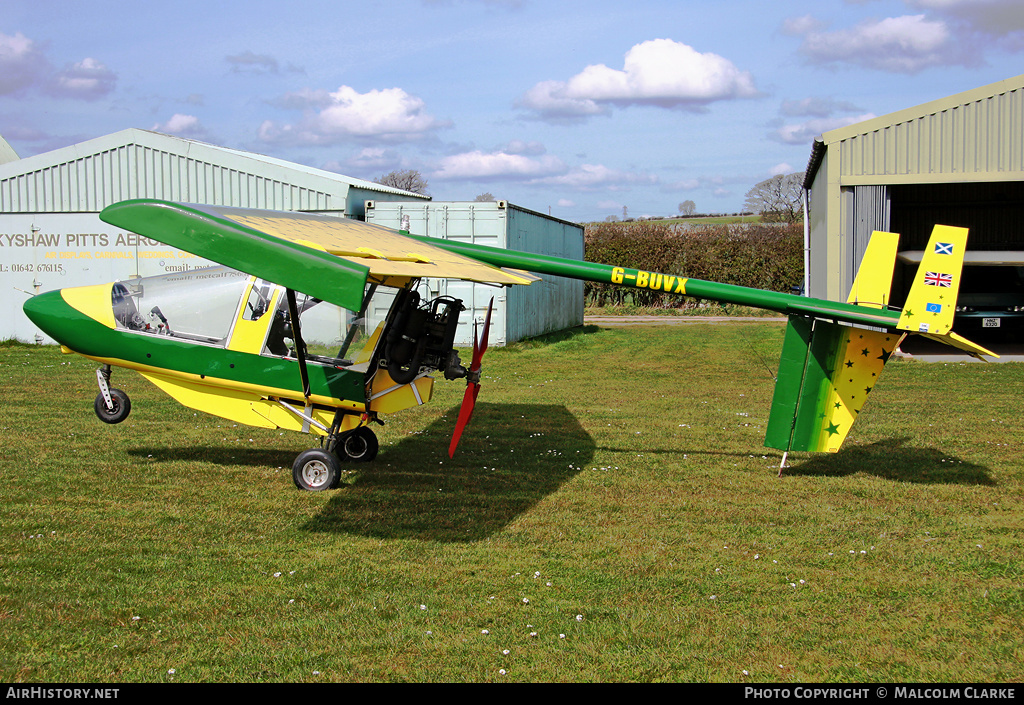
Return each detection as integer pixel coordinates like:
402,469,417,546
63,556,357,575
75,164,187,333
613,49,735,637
99,200,538,311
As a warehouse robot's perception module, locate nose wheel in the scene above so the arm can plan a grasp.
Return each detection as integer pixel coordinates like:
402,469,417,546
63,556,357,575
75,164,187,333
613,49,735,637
94,366,131,424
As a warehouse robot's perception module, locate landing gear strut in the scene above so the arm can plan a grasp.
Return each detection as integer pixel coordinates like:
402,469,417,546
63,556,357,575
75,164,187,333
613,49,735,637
94,365,131,424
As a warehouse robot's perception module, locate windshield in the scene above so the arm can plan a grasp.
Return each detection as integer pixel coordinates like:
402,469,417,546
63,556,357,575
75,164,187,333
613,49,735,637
112,266,250,345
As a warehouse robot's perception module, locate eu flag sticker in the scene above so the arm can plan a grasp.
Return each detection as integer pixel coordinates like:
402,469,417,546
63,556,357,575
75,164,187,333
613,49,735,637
935,242,954,255
926,303,942,313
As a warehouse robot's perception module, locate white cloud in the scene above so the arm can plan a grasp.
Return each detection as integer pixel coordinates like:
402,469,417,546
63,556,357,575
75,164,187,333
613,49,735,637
780,97,863,118
225,50,303,75
0,32,49,96
432,150,566,180
517,80,610,121
770,114,877,144
48,58,116,100
502,139,548,156
260,85,451,145
791,14,977,73
909,0,1024,34
346,147,405,171
0,32,117,101
908,0,1024,49
152,114,212,140
534,163,658,190
518,38,759,121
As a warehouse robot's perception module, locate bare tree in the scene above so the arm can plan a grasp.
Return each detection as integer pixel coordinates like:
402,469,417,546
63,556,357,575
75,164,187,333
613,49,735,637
678,200,696,217
474,192,496,202
374,169,429,195
743,172,804,223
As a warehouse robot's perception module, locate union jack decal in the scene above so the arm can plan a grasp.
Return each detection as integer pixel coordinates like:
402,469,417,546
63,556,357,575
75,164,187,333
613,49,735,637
924,271,952,287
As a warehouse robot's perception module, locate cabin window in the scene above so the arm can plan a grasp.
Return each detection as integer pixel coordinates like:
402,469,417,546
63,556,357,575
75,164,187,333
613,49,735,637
112,266,250,345
262,292,352,363
243,280,277,322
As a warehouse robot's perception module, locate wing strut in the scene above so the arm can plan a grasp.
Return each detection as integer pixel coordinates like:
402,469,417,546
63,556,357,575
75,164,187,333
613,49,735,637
285,288,311,401
337,284,377,360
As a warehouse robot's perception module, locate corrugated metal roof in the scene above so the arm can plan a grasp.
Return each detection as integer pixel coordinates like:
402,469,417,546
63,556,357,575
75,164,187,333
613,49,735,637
0,128,428,213
814,74,1024,185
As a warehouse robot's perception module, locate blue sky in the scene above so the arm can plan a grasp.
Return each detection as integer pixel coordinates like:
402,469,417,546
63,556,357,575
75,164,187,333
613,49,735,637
2,0,1023,222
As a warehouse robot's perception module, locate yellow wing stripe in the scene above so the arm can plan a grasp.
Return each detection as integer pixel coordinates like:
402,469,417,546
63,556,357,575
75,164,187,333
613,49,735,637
226,212,536,286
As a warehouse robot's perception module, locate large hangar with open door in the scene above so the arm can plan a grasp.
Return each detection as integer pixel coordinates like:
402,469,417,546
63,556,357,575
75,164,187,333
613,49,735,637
803,74,1024,344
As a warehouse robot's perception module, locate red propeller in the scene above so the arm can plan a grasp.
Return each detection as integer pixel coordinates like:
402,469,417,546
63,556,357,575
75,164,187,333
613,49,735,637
449,297,493,458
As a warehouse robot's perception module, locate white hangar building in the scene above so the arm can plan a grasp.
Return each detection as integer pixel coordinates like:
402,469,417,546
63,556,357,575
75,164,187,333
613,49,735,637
0,128,429,343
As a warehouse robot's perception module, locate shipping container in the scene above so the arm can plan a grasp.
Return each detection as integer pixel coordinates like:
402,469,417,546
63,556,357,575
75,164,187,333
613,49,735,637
365,200,584,346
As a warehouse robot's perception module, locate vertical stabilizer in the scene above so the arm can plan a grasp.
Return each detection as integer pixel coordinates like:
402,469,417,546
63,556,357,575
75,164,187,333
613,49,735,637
847,231,900,309
897,225,968,336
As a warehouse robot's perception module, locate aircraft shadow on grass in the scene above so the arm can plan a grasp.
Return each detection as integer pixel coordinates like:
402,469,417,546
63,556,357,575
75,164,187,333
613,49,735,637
299,402,594,542
129,445,299,468
595,436,994,485
780,436,995,485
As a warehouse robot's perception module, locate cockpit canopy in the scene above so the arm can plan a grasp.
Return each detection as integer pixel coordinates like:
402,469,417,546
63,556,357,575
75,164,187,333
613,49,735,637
110,266,360,360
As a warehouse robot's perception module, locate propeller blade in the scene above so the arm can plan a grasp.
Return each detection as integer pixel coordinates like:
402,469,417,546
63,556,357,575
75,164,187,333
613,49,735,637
470,297,493,370
448,382,480,458
448,298,494,458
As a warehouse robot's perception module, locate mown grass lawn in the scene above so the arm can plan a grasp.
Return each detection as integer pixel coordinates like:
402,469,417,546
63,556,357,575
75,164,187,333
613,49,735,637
1,323,1021,683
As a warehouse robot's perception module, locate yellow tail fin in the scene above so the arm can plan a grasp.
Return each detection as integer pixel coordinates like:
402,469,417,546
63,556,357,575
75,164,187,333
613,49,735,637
897,225,968,336
848,231,900,308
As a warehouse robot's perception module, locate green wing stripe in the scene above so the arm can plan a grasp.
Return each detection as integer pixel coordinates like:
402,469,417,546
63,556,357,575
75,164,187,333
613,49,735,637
99,199,370,312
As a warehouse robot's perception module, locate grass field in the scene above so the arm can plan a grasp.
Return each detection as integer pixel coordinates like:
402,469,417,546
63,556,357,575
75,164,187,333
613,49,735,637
1,323,1022,683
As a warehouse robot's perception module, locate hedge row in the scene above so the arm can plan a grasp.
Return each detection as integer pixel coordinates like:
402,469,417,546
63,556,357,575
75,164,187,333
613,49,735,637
584,221,804,308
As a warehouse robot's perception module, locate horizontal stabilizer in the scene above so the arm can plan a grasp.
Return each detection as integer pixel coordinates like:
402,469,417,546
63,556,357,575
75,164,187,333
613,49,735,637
920,331,999,359
766,316,904,454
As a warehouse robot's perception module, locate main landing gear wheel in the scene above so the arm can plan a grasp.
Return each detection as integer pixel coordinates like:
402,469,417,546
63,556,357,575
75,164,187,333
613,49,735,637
292,448,340,491
94,388,131,424
339,426,379,462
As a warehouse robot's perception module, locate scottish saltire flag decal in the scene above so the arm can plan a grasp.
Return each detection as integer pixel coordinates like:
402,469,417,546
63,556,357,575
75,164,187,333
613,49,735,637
899,225,969,336
925,271,952,287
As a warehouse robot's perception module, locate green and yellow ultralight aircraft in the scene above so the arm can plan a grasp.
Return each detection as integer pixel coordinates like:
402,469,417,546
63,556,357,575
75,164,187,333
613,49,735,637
23,199,995,490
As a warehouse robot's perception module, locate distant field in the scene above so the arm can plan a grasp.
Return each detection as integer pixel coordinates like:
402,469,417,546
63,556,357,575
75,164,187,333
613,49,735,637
1,325,1021,683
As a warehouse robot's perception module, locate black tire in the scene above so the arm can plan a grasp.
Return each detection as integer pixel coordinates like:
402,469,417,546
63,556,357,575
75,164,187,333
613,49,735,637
94,388,131,424
339,427,379,462
292,449,340,491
